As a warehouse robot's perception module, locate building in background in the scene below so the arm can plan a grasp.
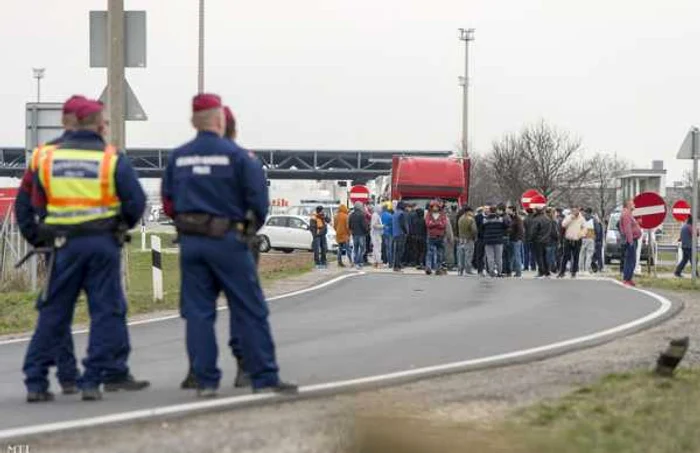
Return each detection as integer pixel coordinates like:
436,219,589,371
616,160,667,205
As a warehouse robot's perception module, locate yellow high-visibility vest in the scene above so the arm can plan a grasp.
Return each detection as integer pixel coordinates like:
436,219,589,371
37,145,121,225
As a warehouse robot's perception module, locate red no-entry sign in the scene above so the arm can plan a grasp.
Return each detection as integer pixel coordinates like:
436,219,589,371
521,189,547,210
349,185,370,204
672,199,691,223
633,192,667,229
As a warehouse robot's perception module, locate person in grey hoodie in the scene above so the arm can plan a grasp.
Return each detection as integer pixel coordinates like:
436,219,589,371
348,201,369,269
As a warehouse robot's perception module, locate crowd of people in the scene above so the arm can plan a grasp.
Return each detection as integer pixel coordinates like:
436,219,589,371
307,198,658,287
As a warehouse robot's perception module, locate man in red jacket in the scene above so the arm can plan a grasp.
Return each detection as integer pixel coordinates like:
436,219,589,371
425,200,448,275
620,199,642,286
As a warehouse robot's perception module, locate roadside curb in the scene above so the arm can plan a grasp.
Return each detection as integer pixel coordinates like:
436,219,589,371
0,276,680,442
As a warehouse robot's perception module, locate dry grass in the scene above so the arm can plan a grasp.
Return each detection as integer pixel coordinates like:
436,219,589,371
349,369,700,453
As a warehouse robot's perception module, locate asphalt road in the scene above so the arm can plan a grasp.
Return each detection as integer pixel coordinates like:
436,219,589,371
0,274,668,433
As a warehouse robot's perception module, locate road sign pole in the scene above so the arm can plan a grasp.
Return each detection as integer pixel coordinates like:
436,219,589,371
692,128,699,282
108,0,128,291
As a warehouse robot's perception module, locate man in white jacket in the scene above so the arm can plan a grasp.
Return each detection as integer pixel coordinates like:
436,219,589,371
558,206,587,278
370,205,384,268
579,207,596,274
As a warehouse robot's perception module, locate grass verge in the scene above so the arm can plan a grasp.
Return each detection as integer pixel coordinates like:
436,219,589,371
0,246,313,336
353,369,700,453
610,273,699,292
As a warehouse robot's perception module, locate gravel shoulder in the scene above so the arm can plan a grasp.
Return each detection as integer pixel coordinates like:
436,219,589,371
22,288,695,453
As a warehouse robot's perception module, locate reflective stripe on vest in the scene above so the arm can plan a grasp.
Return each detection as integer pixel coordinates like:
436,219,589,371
38,145,121,225
30,144,57,172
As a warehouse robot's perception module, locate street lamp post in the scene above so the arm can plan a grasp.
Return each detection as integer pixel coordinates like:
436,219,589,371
32,68,45,103
458,28,474,158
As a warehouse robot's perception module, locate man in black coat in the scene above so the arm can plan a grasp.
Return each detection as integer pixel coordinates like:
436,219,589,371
348,202,369,269
528,207,552,278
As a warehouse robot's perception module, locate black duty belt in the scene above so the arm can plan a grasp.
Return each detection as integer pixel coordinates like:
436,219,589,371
175,213,245,238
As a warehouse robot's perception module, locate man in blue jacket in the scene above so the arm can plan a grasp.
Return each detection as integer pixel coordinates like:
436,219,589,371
675,216,698,278
19,99,149,402
162,93,296,397
381,203,394,266
392,201,409,271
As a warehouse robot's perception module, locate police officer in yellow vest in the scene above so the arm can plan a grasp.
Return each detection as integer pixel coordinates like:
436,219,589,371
19,99,150,402
16,95,86,397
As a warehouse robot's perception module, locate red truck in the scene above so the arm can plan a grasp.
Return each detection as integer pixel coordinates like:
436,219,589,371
390,156,470,205
0,188,18,220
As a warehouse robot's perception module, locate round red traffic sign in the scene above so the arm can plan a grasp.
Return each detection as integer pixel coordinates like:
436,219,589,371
672,199,691,223
633,192,667,229
521,189,547,210
349,185,370,204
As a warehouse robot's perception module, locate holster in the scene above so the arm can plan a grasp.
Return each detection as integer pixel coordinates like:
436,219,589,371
175,213,243,239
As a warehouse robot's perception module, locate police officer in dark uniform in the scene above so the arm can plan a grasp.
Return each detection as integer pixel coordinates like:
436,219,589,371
178,105,252,390
162,94,296,397
15,95,86,396
18,99,150,402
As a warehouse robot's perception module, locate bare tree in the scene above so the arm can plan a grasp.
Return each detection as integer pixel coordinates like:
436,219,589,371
585,153,630,219
519,120,588,204
468,152,500,207
487,133,529,205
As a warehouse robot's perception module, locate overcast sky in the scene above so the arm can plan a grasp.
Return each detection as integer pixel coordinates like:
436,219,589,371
1,0,699,183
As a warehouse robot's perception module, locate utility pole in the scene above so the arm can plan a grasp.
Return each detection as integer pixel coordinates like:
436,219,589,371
32,68,45,103
107,0,125,150
107,0,128,289
198,0,205,92
458,28,474,158
692,128,699,283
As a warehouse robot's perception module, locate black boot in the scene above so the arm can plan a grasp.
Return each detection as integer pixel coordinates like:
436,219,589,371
180,367,197,390
60,381,79,395
82,388,103,401
252,380,298,395
233,358,251,388
27,391,55,403
104,374,150,392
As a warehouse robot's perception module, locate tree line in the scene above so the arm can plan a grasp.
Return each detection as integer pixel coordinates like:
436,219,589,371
468,120,630,221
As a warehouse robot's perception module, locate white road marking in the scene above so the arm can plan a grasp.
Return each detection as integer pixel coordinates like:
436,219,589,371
0,273,364,346
0,277,674,441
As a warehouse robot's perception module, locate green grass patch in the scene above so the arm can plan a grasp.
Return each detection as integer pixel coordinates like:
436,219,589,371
505,369,700,453
353,369,700,453
612,274,699,291
0,245,313,336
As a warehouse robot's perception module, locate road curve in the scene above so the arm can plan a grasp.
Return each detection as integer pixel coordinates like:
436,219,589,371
0,273,676,438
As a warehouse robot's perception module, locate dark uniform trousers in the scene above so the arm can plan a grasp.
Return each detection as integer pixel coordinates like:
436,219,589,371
23,235,131,392
180,232,279,390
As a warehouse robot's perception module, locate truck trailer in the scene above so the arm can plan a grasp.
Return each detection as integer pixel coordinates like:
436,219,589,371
390,156,470,206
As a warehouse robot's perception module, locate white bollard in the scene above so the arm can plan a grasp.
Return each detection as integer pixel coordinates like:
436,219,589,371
151,235,163,301
141,221,146,251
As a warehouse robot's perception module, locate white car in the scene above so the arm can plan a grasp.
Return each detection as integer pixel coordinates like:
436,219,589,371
257,214,337,254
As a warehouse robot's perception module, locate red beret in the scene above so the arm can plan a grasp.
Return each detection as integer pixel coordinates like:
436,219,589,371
75,100,104,121
193,93,222,112
224,106,235,123
62,95,87,114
